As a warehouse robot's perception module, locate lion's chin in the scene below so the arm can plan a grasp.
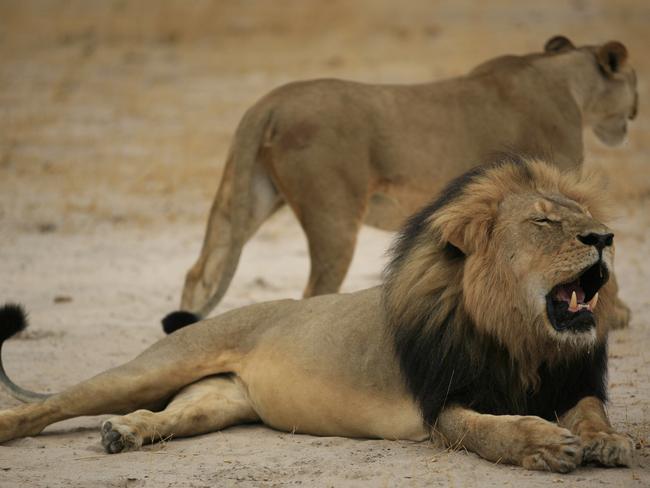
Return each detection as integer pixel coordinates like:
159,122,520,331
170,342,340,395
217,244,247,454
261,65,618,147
545,260,609,334
545,304,596,333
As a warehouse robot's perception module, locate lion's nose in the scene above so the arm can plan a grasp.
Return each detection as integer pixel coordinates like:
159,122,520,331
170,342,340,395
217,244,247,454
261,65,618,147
577,232,614,251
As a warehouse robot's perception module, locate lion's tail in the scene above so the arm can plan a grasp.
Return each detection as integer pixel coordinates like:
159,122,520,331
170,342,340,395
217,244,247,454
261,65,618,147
162,104,278,333
0,303,52,402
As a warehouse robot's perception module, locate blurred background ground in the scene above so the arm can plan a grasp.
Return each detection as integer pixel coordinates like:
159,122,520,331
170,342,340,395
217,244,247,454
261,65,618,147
0,1,649,487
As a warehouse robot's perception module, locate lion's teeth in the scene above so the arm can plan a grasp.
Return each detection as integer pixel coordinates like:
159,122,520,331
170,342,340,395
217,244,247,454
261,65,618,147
569,291,578,311
589,292,599,311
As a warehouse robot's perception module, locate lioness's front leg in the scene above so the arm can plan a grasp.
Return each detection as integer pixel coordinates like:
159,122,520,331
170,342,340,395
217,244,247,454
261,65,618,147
435,405,582,473
604,273,631,330
559,396,633,466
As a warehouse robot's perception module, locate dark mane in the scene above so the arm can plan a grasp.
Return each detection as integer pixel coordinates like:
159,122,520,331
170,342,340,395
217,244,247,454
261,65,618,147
391,309,607,428
382,159,607,429
385,154,527,270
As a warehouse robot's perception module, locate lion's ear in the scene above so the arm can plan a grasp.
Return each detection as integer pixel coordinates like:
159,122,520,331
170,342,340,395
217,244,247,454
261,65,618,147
597,41,628,76
544,35,575,53
433,203,497,256
443,227,471,256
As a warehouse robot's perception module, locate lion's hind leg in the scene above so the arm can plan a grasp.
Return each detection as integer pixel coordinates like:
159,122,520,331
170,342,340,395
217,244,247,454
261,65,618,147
435,405,582,473
101,375,258,453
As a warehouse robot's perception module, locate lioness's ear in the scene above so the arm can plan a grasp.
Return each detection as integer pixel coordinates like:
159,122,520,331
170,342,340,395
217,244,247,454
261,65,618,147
597,41,628,76
544,35,575,53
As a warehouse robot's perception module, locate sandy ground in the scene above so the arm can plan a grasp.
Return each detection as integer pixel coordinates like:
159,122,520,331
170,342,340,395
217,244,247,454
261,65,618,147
1,1,649,486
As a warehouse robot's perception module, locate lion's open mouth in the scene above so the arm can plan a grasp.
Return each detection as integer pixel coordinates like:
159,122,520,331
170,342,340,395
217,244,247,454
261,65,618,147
545,261,609,332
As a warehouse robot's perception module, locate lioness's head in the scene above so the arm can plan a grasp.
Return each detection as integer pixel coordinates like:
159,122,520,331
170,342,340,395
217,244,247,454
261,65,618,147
544,35,638,146
384,157,615,361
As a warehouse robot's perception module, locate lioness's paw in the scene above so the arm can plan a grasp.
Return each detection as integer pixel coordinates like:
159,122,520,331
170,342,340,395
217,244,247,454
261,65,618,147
518,418,582,473
581,431,634,467
101,420,143,454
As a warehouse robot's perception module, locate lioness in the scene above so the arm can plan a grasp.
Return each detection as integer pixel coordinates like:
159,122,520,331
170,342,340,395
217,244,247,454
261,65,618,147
0,159,633,472
165,36,638,332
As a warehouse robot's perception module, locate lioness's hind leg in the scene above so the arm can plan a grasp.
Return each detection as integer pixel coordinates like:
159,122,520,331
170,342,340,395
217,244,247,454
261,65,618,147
290,195,367,297
101,375,258,454
302,225,361,297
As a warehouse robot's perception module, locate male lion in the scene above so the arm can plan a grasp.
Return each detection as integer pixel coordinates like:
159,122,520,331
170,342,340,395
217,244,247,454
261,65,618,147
0,159,633,472
164,35,638,332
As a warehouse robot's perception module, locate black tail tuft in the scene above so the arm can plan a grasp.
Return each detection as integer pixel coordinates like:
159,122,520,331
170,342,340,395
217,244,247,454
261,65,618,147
0,303,28,343
162,310,200,334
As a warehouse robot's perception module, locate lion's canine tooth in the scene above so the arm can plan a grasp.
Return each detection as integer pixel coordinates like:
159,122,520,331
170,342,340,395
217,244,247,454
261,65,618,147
569,290,578,311
588,292,599,311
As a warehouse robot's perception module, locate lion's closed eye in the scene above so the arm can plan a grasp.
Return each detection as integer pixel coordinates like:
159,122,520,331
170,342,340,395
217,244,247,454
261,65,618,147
531,216,560,226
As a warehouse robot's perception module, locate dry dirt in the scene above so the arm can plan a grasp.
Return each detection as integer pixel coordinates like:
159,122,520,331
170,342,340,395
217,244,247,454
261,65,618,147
1,1,649,487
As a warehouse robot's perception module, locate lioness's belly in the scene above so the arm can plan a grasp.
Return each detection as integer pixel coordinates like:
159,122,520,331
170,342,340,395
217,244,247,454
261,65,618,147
238,346,427,441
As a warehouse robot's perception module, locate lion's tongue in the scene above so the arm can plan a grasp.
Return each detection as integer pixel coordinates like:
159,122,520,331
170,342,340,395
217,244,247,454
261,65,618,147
555,281,585,304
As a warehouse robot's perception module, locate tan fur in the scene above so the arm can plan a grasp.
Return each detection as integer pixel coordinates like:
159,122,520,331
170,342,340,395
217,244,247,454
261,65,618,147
0,160,633,472
178,37,637,320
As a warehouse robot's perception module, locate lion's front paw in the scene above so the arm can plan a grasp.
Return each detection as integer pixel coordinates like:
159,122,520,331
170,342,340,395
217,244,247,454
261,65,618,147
518,418,582,473
101,419,143,454
581,431,633,467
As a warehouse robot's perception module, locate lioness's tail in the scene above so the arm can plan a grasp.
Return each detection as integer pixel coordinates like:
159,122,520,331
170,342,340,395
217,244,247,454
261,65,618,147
162,104,282,334
0,304,51,402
